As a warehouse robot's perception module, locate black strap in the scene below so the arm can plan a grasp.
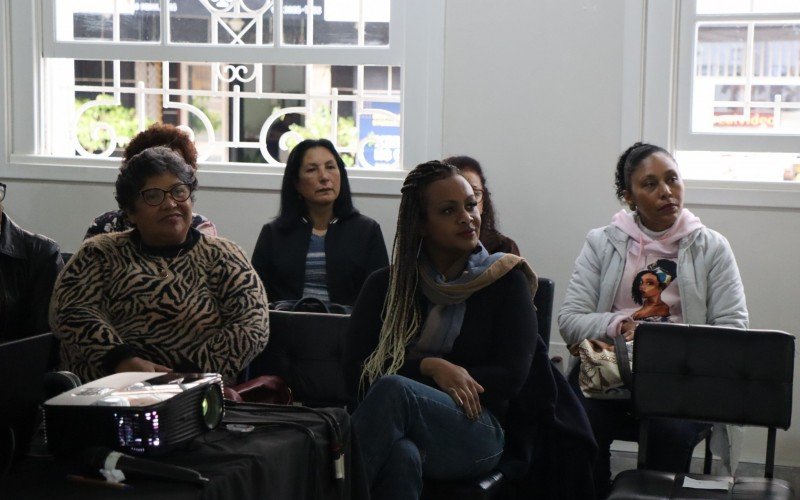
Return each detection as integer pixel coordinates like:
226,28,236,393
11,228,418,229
291,297,331,313
614,335,633,388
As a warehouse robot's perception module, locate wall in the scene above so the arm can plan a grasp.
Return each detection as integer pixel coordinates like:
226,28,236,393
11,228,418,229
2,0,798,466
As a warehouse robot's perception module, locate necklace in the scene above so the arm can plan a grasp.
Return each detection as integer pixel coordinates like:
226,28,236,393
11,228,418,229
155,248,185,279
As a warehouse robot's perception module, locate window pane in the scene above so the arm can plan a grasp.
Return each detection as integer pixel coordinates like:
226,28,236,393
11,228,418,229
752,85,800,102
283,0,390,46
677,150,800,182
697,0,800,15
58,0,161,42
170,0,274,45
48,60,401,169
695,25,747,77
753,24,800,77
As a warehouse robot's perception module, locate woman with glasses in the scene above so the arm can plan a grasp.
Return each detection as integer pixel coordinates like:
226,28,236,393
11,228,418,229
251,138,389,308
0,181,63,342
83,123,217,240
51,147,269,383
443,156,520,255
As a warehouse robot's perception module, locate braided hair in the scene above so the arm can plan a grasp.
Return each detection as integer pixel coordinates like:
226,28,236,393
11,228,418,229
360,160,460,390
615,142,674,206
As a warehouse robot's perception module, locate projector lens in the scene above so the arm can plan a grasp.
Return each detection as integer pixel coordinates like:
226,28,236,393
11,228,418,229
201,385,223,430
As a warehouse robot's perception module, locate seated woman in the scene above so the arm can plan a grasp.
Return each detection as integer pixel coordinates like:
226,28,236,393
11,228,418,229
0,181,63,341
51,147,269,384
558,142,748,496
251,139,388,307
344,161,539,500
443,155,520,255
84,123,217,240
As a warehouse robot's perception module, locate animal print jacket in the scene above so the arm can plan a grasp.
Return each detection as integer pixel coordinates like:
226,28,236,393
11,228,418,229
50,230,269,383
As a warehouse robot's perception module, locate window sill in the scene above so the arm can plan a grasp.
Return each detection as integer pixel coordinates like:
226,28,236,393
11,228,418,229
4,155,405,196
685,179,800,209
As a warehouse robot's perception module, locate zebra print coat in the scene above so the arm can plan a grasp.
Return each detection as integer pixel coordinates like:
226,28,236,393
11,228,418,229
50,231,269,383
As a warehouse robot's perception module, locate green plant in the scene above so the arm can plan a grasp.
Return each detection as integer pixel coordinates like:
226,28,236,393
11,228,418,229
75,95,144,153
286,106,358,166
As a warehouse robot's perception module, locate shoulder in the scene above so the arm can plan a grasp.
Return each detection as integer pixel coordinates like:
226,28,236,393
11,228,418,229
340,213,381,230
362,266,391,292
197,234,249,261
490,267,531,294
13,224,61,259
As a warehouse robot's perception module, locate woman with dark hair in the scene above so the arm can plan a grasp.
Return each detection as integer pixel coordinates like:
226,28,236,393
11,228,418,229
84,123,217,239
443,155,520,255
51,146,268,383
251,138,388,307
343,161,541,500
558,142,748,496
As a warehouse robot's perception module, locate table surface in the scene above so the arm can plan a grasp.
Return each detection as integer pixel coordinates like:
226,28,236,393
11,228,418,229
0,407,367,500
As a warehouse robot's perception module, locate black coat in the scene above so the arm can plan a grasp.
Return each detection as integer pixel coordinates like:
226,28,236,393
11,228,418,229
0,213,63,341
251,213,389,306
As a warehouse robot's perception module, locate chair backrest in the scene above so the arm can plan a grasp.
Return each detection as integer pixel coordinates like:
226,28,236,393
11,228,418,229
248,310,351,407
60,252,73,265
633,323,794,429
533,277,554,347
633,323,794,476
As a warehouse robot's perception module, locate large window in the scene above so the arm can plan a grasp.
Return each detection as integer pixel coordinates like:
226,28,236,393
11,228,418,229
626,0,800,188
676,0,800,182
1,0,444,190
44,0,400,169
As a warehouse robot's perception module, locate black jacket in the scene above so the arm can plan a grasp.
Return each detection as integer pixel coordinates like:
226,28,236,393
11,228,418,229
0,213,63,341
251,213,389,306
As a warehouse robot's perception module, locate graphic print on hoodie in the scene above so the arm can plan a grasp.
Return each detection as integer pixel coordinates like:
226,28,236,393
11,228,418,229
606,208,705,337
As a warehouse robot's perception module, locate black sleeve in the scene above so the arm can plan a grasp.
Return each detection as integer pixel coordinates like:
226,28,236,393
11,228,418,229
462,269,537,402
343,268,390,405
251,224,272,292
30,240,63,335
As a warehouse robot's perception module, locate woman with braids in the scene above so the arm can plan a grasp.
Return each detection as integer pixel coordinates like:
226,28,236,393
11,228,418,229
343,161,540,500
444,155,520,255
558,142,748,497
84,123,217,240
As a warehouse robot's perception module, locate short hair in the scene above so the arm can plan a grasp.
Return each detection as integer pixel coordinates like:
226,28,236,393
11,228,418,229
115,146,198,214
631,259,677,305
124,123,198,170
615,142,675,202
275,139,357,228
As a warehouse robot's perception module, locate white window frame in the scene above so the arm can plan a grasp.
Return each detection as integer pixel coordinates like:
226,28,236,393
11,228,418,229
0,0,445,195
621,0,800,209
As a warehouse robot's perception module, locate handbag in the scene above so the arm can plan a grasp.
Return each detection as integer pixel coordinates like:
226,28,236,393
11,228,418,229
269,297,352,315
570,334,633,400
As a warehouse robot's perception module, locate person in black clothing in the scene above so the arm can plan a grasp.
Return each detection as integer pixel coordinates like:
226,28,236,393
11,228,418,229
251,139,388,307
0,181,63,341
343,161,540,500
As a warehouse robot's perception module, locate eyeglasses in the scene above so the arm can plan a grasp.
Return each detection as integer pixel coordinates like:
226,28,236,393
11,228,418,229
472,189,484,203
0,182,5,202
139,184,193,206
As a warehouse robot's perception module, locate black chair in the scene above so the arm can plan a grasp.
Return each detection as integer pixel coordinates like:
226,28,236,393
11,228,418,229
60,252,73,265
421,277,556,500
607,323,795,499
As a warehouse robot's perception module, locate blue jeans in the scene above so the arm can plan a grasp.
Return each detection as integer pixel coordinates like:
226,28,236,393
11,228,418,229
352,375,505,500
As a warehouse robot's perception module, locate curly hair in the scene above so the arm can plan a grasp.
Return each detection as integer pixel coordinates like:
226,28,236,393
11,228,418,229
614,142,674,203
124,123,198,170
360,160,460,391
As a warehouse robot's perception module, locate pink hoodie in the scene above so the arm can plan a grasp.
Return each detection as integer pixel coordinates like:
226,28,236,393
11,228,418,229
605,208,704,337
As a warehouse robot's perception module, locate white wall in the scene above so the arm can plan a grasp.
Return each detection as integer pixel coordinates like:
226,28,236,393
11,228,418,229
2,0,798,466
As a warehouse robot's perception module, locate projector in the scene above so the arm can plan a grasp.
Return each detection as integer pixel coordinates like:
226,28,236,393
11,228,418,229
43,372,224,456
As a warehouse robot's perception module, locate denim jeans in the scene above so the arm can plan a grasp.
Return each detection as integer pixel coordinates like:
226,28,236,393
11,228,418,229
568,366,711,498
352,375,505,500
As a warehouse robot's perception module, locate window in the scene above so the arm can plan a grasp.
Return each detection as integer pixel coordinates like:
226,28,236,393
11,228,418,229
625,0,800,190
2,0,444,191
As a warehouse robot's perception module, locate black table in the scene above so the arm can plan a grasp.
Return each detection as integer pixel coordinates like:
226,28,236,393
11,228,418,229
0,407,368,500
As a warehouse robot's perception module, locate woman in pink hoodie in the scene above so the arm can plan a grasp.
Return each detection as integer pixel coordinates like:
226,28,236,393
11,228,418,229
558,142,748,497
